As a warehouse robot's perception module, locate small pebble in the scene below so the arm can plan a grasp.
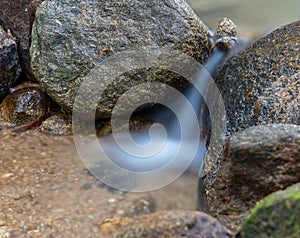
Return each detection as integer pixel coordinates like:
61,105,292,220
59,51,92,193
108,198,116,204
1,173,14,178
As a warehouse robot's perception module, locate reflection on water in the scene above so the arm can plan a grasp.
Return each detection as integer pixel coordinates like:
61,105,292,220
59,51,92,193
187,0,300,34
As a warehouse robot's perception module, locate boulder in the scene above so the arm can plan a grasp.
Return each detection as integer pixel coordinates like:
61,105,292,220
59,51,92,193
99,210,234,238
215,20,300,132
0,26,21,101
200,124,300,232
0,0,44,80
30,0,212,119
240,183,300,238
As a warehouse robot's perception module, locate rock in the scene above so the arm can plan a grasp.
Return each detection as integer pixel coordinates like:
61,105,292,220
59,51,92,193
0,26,21,101
0,0,45,80
99,210,234,238
215,20,300,132
30,0,212,119
200,124,300,232
0,0,31,80
39,114,72,136
0,86,51,126
240,183,300,238
96,112,154,137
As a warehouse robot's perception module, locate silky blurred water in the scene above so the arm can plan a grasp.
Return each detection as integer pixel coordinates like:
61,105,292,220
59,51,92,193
187,0,300,35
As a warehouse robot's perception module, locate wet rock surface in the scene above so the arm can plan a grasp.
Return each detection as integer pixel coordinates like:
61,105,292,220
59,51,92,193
201,124,300,232
39,113,72,136
0,27,21,101
0,0,45,80
0,86,51,126
30,0,212,118
100,210,234,238
240,183,300,238
215,20,300,132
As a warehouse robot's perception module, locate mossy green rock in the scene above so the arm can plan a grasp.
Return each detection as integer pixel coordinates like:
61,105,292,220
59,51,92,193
30,0,212,119
241,183,300,238
215,20,300,132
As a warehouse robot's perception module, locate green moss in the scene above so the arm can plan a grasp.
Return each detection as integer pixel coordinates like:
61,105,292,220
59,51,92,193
241,183,300,238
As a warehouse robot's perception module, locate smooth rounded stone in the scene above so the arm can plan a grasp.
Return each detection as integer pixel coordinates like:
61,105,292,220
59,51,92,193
200,124,300,232
30,0,212,119
99,210,234,238
0,0,41,80
215,20,300,133
0,86,51,126
0,26,21,101
240,183,300,238
39,114,72,136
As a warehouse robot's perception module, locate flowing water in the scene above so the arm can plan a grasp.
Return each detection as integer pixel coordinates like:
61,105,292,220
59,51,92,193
74,48,227,193
1,1,299,236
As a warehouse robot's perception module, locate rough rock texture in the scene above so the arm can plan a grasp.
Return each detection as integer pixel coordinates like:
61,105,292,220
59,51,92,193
99,210,234,238
30,0,212,118
240,183,300,238
0,27,21,101
200,124,300,232
0,86,51,125
39,114,72,136
0,0,43,80
215,20,300,132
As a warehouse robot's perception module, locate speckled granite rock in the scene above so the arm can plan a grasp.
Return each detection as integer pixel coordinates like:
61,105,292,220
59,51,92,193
200,124,300,232
240,183,300,238
99,210,234,238
30,0,212,119
0,86,51,126
215,20,300,132
0,26,21,101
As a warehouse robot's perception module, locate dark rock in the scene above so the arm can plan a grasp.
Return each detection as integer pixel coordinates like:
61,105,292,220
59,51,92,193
99,210,234,238
240,183,300,238
96,113,154,137
30,0,212,119
0,0,45,80
0,86,51,125
201,124,300,232
0,26,21,101
39,113,72,136
215,20,300,132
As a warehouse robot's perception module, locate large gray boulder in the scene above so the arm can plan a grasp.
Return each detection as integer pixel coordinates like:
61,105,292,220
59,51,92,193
30,0,212,119
215,20,300,133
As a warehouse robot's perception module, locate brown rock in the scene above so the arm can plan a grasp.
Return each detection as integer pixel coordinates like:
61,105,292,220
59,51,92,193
201,124,300,232
0,86,51,126
99,210,234,238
